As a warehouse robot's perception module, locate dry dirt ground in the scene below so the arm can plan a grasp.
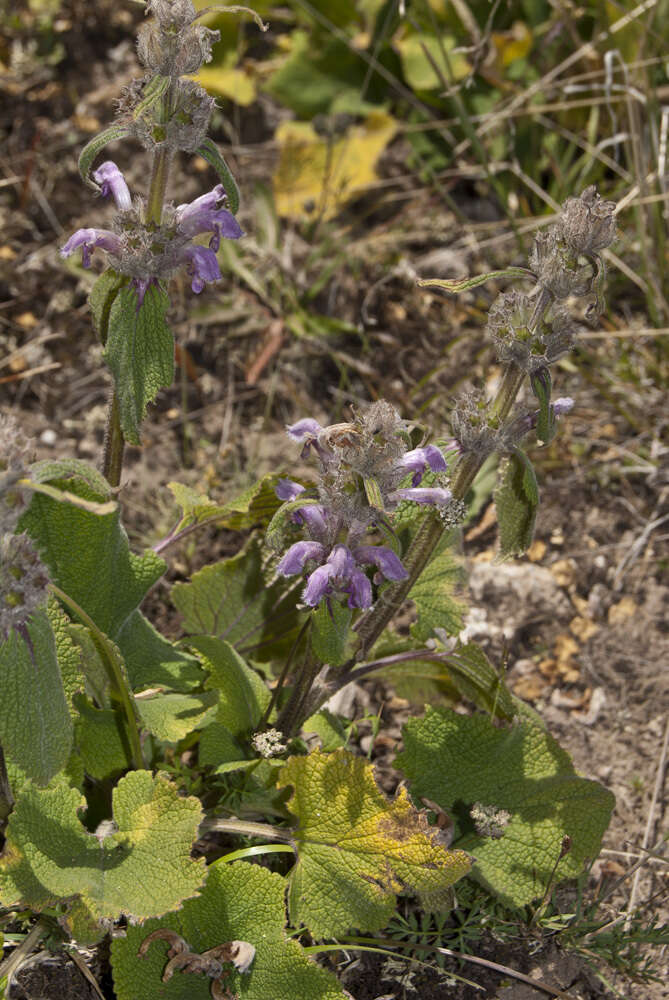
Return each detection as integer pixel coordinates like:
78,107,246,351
1,6,668,999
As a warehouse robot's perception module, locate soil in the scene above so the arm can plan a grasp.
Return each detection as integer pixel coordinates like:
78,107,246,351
1,5,667,999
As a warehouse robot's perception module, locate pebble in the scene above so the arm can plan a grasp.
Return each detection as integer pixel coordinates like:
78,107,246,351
40,428,57,446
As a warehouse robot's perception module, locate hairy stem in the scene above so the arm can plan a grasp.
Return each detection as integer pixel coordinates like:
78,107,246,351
102,390,124,489
199,816,294,843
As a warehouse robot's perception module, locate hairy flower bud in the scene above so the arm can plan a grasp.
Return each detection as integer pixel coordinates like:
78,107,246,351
0,414,32,534
559,186,616,255
449,392,498,458
488,291,577,372
138,0,219,77
0,532,50,639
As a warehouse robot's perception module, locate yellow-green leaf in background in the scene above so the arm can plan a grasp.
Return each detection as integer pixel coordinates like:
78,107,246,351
491,21,532,68
195,51,256,106
397,32,469,92
272,111,397,220
277,748,471,937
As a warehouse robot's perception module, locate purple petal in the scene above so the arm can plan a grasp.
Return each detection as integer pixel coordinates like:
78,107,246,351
60,228,123,267
326,544,356,580
179,244,221,293
390,487,453,506
286,418,322,441
303,564,333,606
346,569,373,609
275,479,306,502
93,161,132,212
353,545,408,581
295,503,328,538
176,186,244,250
552,397,574,416
401,445,448,486
277,541,325,576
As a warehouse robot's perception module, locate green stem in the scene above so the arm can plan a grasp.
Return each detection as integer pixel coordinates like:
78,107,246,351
146,145,172,226
49,584,145,770
275,640,322,738
102,390,124,489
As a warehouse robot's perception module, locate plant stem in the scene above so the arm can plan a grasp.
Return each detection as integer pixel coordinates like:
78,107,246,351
275,641,323,738
49,583,145,770
199,816,294,843
102,390,124,488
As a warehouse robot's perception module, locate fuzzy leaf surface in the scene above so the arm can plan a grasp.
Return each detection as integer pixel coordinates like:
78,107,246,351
494,450,539,558
188,636,270,737
136,690,218,743
408,535,464,640
0,608,73,785
396,708,615,907
167,473,281,537
278,749,471,937
104,283,174,445
0,771,204,919
112,861,347,1000
172,536,301,662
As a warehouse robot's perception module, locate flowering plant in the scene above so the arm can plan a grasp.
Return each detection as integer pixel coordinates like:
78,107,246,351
0,3,618,998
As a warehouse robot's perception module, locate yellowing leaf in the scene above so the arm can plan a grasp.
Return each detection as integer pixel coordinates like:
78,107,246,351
397,33,469,91
491,21,532,68
196,59,256,106
273,111,397,220
278,749,471,937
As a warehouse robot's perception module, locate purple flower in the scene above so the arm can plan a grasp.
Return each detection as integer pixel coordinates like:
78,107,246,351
389,486,453,506
175,184,244,250
178,244,221,293
276,479,306,502
401,445,448,486
286,418,323,441
552,396,574,415
60,228,123,268
93,161,132,212
277,540,326,576
352,545,408,582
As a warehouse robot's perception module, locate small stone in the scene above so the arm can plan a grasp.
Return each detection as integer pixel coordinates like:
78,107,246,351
40,428,57,446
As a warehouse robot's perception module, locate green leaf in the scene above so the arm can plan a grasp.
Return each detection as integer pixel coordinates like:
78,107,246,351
88,268,127,345
310,601,352,667
78,125,132,189
111,861,348,1000
0,771,205,919
188,636,270,737
73,693,131,780
172,536,302,662
166,473,282,538
302,709,346,751
136,690,218,743
0,608,73,785
48,600,85,710
362,475,384,511
396,708,615,907
409,533,464,641
265,496,320,551
530,366,556,445
195,137,240,214
494,449,539,558
417,267,534,294
21,460,199,692
104,283,174,445
277,749,471,937
397,32,470,90
444,642,516,721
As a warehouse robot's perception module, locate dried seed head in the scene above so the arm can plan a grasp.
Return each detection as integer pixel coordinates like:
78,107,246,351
487,292,577,371
0,532,50,639
138,0,219,77
559,185,616,255
449,391,498,458
529,231,592,300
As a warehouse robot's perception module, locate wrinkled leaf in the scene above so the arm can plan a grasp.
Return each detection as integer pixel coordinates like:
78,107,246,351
88,269,127,345
494,449,539,558
111,861,347,1000
397,708,615,907
310,601,352,668
187,636,270,737
0,608,73,785
167,473,282,538
530,367,556,445
278,749,471,937
73,693,131,780
302,709,347,751
172,536,302,662
78,125,132,189
0,771,204,919
409,534,464,641
136,690,218,743
104,283,175,445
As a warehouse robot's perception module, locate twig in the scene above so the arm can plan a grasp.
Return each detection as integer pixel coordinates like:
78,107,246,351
624,714,669,930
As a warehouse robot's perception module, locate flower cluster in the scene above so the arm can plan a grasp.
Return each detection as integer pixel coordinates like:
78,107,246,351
487,291,576,373
274,402,453,609
60,161,243,304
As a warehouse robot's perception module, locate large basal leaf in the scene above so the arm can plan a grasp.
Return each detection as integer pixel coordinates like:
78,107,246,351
73,693,132,780
277,749,471,937
494,449,539,559
172,536,302,662
20,459,200,692
396,708,615,907
135,690,218,743
0,607,73,785
104,283,174,445
0,771,204,920
111,861,347,1000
